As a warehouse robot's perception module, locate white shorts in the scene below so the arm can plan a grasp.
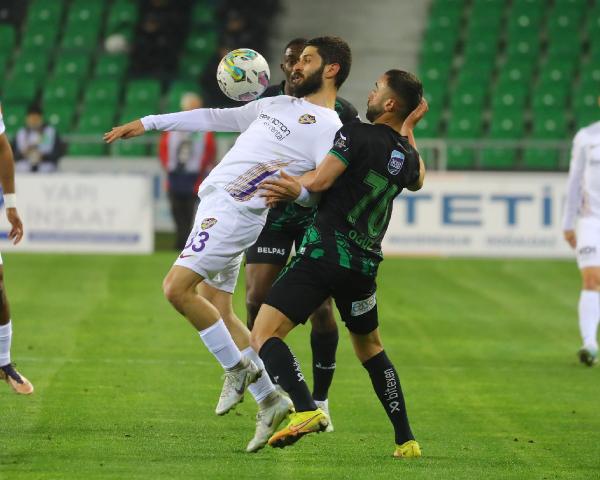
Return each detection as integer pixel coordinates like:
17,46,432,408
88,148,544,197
576,217,600,269
174,187,267,293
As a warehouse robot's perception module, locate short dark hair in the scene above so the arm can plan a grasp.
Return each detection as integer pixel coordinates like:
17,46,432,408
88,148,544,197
385,70,423,119
284,37,306,52
27,104,43,115
305,36,351,88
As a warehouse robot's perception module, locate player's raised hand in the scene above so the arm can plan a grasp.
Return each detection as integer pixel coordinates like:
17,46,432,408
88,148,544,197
103,119,145,143
6,208,23,245
564,230,576,249
260,170,302,204
402,98,429,131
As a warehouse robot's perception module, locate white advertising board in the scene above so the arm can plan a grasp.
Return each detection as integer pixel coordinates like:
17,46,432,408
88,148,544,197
383,171,573,258
0,174,153,253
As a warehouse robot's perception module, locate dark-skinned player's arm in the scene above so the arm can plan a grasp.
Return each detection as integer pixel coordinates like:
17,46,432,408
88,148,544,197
0,134,23,244
259,153,347,207
401,98,428,192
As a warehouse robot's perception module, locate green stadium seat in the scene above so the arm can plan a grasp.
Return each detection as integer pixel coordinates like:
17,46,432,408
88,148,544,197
21,23,59,51
428,4,463,30
497,60,534,84
547,11,582,37
446,110,483,138
415,108,441,138
45,103,76,132
532,82,568,111
546,37,581,59
447,147,476,170
166,80,201,111
531,110,568,139
573,82,599,115
26,0,64,27
94,54,128,79
54,54,91,80
507,8,543,35
450,83,487,110
491,83,528,111
106,0,139,35
422,30,459,58
488,111,525,139
69,142,106,156
185,31,218,58
462,36,498,60
83,79,122,107
455,63,494,85
0,104,27,133
0,25,16,53
480,148,517,170
538,60,577,85
575,110,599,129
505,36,540,59
0,53,9,80
2,76,39,105
61,22,101,52
42,77,81,105
11,51,50,82
178,53,212,80
124,79,161,109
422,81,447,112
119,105,156,124
110,141,149,157
78,107,117,133
66,0,105,26
579,62,600,84
522,149,560,170
190,2,216,26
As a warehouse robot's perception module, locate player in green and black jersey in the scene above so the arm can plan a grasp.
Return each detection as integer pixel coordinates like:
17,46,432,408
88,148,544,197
244,38,359,424
250,70,427,456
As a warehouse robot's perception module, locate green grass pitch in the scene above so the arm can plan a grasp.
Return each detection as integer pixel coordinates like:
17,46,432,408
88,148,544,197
1,253,599,479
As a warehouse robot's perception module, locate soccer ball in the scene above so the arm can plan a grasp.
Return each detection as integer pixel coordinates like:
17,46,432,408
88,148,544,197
216,48,270,102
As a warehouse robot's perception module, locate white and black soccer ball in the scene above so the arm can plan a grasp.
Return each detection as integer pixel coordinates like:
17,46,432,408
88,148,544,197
216,48,270,102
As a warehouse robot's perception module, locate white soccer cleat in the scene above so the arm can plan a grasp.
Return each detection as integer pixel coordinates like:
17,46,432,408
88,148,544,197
578,345,598,367
246,392,294,453
215,356,261,415
315,399,334,432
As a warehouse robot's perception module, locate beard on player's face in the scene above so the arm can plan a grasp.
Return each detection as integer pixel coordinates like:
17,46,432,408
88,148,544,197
291,63,325,98
366,100,384,122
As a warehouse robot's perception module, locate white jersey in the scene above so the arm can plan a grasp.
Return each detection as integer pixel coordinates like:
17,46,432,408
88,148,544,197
0,103,5,135
142,95,342,210
563,121,600,230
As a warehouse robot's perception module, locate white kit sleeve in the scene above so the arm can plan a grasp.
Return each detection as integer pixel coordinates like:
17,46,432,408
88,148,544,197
141,98,267,133
562,130,588,231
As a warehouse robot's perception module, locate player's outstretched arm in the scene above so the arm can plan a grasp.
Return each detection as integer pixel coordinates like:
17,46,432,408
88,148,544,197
0,133,23,244
104,119,145,143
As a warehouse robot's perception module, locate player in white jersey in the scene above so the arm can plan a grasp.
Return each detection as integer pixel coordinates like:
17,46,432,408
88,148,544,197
104,36,352,451
562,119,600,366
0,103,33,394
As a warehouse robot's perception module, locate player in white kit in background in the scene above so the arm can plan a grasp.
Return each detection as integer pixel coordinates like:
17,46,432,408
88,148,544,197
562,118,600,366
0,102,33,394
104,37,351,451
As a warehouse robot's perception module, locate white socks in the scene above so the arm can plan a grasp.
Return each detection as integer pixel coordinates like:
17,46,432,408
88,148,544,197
578,290,599,348
242,346,276,404
198,319,242,370
0,321,12,366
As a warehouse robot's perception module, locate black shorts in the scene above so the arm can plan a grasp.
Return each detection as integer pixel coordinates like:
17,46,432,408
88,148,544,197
245,226,305,265
265,256,378,334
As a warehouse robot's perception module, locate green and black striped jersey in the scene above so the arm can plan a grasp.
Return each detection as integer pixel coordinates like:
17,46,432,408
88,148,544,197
297,122,420,276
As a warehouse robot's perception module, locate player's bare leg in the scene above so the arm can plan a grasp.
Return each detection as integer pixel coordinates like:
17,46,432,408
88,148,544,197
251,305,329,448
349,328,420,458
0,265,33,395
163,266,260,414
309,297,338,431
196,281,292,451
577,267,600,366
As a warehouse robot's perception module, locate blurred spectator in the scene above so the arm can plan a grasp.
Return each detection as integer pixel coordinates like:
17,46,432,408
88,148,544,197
14,105,63,173
159,93,217,249
131,0,191,77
